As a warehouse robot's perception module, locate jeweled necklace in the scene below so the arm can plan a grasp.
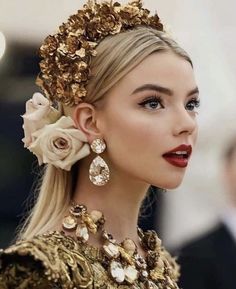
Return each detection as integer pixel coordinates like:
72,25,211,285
62,203,178,289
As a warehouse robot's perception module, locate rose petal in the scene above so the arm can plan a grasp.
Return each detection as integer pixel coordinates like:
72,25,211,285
28,116,90,170
32,92,50,107
55,143,90,171
23,93,51,121
22,93,61,148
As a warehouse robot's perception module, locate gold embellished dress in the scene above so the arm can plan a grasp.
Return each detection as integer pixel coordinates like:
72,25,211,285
0,231,180,289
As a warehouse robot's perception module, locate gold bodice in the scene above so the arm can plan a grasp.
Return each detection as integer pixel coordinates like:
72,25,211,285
0,231,180,289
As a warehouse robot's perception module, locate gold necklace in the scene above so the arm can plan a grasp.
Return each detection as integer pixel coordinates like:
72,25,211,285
62,203,178,289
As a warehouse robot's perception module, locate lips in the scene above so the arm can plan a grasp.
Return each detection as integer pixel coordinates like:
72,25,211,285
162,144,192,168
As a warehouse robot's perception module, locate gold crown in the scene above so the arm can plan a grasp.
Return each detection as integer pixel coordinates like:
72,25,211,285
36,0,164,107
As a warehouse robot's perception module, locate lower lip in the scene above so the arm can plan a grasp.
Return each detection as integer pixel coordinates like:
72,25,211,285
163,155,189,168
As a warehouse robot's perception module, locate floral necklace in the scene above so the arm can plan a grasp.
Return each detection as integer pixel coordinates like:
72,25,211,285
62,203,179,289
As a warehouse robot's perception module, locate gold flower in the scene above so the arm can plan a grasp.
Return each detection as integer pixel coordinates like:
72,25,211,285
96,3,122,35
40,35,58,57
142,230,162,251
36,0,164,106
87,20,102,40
67,35,79,54
67,13,86,35
98,14,122,35
146,251,160,269
149,14,164,30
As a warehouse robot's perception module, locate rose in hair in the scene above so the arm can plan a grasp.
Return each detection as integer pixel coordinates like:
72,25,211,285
22,92,60,147
28,116,90,170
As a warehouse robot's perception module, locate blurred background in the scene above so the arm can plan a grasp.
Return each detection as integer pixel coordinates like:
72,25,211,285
0,0,236,250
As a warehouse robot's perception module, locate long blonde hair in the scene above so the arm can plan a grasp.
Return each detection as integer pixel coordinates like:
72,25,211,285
18,27,192,240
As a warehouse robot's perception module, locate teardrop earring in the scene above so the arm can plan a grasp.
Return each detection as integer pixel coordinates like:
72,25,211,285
89,138,110,186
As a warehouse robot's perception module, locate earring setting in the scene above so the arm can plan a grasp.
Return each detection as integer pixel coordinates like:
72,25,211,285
89,138,110,186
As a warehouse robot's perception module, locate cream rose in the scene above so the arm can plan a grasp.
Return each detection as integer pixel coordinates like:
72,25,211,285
22,92,60,147
28,116,90,171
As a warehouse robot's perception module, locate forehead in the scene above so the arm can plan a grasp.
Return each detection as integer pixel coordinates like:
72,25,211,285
112,51,196,94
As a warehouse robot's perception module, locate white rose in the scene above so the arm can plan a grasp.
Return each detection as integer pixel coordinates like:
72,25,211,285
22,92,60,147
28,116,90,171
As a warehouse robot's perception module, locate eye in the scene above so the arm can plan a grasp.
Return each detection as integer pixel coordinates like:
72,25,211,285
186,98,201,112
138,96,164,110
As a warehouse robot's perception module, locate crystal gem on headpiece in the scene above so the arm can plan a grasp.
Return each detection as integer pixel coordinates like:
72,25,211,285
36,0,164,107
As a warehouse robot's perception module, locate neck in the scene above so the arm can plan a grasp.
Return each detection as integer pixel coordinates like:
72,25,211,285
72,159,150,243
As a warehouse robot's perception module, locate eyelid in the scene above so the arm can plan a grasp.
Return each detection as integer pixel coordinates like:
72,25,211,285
188,97,201,105
186,98,201,113
138,95,164,111
138,95,162,104
189,95,200,101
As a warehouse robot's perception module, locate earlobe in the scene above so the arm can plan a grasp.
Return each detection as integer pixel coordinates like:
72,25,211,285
73,103,101,141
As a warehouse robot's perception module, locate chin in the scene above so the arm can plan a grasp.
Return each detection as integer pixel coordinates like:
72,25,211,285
153,178,184,190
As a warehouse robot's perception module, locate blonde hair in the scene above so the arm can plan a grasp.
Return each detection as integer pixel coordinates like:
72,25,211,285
18,27,192,240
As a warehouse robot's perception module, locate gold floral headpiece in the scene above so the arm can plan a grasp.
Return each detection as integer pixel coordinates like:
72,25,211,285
36,0,164,107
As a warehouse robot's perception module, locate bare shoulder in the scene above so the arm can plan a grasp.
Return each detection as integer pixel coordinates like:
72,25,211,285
0,231,93,289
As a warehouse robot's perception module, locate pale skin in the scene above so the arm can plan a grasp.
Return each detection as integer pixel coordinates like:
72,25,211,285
70,51,199,256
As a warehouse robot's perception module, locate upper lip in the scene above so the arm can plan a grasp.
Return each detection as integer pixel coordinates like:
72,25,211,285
163,144,192,157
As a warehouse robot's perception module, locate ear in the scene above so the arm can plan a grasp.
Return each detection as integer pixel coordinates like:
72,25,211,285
73,103,102,143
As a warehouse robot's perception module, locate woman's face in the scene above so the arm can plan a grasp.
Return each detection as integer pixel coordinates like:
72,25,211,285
96,51,199,189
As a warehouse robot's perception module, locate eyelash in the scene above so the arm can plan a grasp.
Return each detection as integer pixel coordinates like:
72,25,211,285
138,96,164,110
186,98,201,111
138,95,201,112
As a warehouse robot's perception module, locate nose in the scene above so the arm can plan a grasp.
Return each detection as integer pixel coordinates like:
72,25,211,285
173,107,197,137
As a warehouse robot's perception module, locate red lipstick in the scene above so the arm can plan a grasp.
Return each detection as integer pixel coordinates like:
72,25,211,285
162,144,192,168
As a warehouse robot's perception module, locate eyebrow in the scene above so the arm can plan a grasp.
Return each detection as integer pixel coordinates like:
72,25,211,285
131,84,199,97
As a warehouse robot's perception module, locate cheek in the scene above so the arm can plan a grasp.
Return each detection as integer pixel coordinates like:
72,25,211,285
109,115,144,150
106,109,162,147
193,124,199,145
103,109,166,174
186,115,198,148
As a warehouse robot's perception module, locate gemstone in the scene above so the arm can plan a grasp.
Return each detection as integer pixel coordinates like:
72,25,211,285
139,270,148,282
122,238,136,256
75,224,89,242
91,139,106,154
102,230,115,243
103,242,120,259
124,265,138,284
89,156,110,186
69,204,87,217
62,215,77,230
142,270,148,278
135,255,147,269
90,210,103,223
110,261,125,283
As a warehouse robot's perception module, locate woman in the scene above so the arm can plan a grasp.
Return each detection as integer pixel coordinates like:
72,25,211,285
0,0,200,288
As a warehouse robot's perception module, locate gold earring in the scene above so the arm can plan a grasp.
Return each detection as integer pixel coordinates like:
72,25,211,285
89,138,110,186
